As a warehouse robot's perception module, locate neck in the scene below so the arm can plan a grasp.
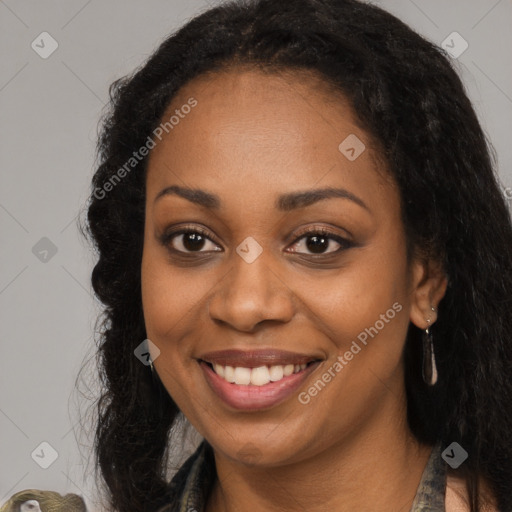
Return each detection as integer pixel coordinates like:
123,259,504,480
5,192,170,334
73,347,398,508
206,406,433,512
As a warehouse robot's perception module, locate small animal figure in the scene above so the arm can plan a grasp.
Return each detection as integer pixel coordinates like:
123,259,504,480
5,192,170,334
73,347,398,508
19,501,41,512
0,490,86,512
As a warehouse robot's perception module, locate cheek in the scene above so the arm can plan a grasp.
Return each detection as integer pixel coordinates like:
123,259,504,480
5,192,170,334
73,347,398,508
293,237,411,436
140,247,204,407
310,243,408,340
140,242,218,358
140,244,197,341
301,230,412,394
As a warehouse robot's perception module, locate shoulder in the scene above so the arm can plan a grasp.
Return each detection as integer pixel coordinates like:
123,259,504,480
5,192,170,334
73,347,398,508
445,473,498,512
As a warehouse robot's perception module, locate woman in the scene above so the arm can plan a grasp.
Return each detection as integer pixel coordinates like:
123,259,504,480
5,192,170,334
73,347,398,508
83,0,512,510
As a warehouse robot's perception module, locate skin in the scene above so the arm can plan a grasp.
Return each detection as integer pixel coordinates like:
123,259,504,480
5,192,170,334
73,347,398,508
141,67,448,512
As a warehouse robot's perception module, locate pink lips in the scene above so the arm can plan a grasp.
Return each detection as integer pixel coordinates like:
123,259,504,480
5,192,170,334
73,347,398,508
197,349,322,411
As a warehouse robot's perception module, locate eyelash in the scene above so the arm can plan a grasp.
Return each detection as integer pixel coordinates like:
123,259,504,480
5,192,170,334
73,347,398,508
159,224,354,258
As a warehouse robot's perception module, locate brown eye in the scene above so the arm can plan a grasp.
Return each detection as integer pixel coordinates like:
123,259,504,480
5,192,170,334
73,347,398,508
288,229,353,256
161,227,222,254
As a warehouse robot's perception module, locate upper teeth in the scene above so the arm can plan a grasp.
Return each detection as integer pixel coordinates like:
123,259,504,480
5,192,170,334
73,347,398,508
212,363,307,386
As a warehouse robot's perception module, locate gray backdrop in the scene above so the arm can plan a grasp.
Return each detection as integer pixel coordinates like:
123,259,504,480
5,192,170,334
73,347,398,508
1,0,511,510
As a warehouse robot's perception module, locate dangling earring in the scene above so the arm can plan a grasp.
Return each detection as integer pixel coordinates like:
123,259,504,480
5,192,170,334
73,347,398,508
422,306,438,386
149,360,160,384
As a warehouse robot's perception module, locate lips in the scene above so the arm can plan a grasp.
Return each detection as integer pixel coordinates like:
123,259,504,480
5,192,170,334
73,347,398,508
197,348,324,410
198,349,321,368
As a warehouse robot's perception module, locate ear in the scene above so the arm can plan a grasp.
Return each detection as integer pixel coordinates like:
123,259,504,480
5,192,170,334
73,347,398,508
409,257,448,329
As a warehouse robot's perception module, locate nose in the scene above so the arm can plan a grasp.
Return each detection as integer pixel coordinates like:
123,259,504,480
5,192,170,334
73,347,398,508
208,246,295,332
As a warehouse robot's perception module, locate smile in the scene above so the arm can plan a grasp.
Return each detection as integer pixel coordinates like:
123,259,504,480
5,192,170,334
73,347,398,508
208,362,309,385
197,349,323,410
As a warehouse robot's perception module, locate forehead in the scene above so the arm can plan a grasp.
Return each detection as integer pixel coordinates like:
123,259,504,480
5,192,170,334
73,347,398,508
145,67,394,211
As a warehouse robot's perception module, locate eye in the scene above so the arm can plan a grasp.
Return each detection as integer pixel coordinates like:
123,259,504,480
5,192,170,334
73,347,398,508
159,225,353,257
161,226,222,254
287,227,353,256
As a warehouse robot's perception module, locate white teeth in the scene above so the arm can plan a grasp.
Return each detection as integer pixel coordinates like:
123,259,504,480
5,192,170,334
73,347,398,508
283,364,294,376
210,361,311,385
233,367,251,385
213,363,225,377
224,365,236,383
250,366,270,386
269,365,284,381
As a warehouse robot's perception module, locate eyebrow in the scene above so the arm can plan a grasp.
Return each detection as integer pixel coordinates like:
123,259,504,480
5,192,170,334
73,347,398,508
154,185,370,212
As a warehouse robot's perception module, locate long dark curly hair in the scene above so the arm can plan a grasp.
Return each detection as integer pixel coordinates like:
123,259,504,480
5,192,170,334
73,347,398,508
80,0,512,510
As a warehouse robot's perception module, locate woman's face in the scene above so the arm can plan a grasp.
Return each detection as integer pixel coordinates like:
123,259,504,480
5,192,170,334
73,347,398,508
141,68,445,466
